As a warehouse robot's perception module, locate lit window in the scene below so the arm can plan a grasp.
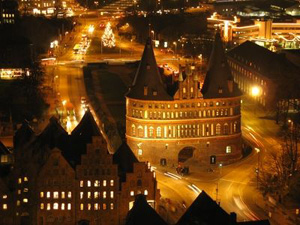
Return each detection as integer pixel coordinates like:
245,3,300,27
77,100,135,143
103,203,107,210
23,198,28,203
144,190,148,195
88,203,91,210
94,180,100,187
94,192,99,199
94,203,98,210
61,203,65,210
110,203,114,210
130,191,134,196
18,178,22,184
47,192,50,198
3,195,7,199
110,191,114,199
47,203,51,210
80,180,84,187
23,188,28,193
80,192,84,199
103,191,106,199
18,190,21,195
40,192,44,198
3,204,7,210
226,146,232,154
68,192,72,198
87,192,91,199
138,149,143,156
80,204,84,210
110,180,114,186
17,200,20,206
40,203,44,209
87,180,91,187
61,192,65,199
67,203,71,210
53,192,59,199
24,177,28,182
53,203,59,210
103,180,107,187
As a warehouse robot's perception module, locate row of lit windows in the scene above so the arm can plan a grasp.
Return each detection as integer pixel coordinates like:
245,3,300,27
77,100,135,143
40,192,72,199
130,190,148,196
132,108,238,119
79,180,114,187
18,177,28,184
131,122,239,138
131,101,238,109
2,14,14,18
40,203,71,210
80,203,114,210
79,191,114,199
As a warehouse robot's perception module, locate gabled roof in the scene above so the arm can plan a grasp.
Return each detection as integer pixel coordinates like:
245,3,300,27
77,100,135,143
201,33,242,99
37,116,68,150
125,194,168,225
113,142,138,182
0,141,10,155
126,38,172,101
13,120,35,148
71,110,100,139
176,191,233,225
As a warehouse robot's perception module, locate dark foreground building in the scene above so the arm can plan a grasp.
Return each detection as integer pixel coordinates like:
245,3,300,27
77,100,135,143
0,111,159,225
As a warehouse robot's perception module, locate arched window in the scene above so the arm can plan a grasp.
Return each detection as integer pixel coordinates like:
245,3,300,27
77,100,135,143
216,124,221,135
226,146,232,153
132,124,136,136
224,123,229,135
149,127,154,137
138,126,143,137
144,190,148,195
53,202,59,210
234,122,237,133
157,127,162,138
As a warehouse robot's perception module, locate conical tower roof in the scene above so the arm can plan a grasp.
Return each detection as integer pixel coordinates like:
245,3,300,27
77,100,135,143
126,194,167,225
126,38,172,101
201,33,241,99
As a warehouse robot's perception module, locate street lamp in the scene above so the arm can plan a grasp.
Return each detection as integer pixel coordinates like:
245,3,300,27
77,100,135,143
88,25,95,34
251,86,260,97
173,41,177,55
255,147,260,188
151,30,155,40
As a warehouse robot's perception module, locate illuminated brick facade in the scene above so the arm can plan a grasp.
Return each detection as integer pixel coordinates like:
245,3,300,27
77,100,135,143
126,36,242,166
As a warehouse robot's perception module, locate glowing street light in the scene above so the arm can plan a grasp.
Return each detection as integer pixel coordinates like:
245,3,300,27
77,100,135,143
251,86,260,97
88,25,95,34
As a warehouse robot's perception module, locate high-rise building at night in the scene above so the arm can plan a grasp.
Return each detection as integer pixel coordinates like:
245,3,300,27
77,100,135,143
125,34,242,166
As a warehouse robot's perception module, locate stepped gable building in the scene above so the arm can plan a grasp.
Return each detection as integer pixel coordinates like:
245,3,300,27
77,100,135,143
125,34,242,166
0,110,159,225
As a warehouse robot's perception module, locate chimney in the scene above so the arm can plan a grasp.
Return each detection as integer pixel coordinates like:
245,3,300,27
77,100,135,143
227,80,233,93
230,212,237,224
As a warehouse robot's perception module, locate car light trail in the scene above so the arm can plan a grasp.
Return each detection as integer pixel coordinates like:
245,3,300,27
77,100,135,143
164,172,182,180
188,184,202,194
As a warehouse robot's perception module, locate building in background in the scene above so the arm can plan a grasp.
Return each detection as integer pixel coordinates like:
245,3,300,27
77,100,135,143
126,35,242,167
0,111,159,225
0,0,18,25
0,34,33,79
227,40,300,109
207,13,300,49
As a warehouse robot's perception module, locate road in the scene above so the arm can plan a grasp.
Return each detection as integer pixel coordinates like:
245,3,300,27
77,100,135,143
42,10,283,224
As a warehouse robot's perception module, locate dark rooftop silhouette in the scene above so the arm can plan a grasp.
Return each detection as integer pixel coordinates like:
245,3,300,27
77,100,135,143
125,194,168,225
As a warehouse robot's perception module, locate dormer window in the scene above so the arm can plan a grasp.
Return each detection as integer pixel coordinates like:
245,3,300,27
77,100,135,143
146,64,150,70
218,88,223,94
153,91,157,96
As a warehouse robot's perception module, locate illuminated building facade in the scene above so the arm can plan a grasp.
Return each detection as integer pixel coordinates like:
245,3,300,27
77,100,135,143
18,0,58,15
0,112,159,225
126,35,242,166
227,41,300,108
208,13,300,48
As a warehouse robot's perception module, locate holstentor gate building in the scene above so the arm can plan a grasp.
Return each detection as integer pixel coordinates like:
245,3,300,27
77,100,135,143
125,34,243,166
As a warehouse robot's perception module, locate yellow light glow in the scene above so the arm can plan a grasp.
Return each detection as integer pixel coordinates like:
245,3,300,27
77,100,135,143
251,86,260,96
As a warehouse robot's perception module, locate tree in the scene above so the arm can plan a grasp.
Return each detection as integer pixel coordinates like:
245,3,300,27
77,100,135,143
101,22,116,48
